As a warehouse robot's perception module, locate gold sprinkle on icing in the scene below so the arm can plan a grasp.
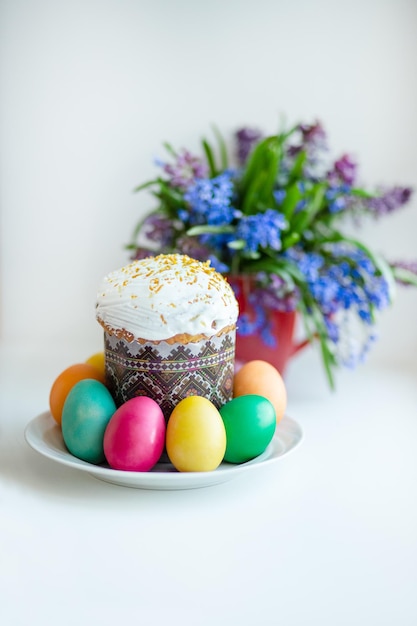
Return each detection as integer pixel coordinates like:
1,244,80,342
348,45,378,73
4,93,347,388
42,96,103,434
96,253,238,342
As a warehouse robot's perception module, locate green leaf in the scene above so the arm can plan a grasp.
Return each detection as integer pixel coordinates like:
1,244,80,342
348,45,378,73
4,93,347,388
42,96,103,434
162,142,178,158
133,179,161,193
186,224,235,237
282,262,309,284
281,231,301,250
281,182,302,221
227,239,246,250
244,257,306,286
300,300,336,389
202,139,217,177
310,221,340,242
296,300,316,341
391,266,417,287
241,250,262,260
153,183,185,208
350,187,375,199
241,170,272,214
267,266,296,291
239,135,283,213
280,123,299,142
291,183,326,234
289,150,306,181
211,125,228,171
319,338,336,390
242,258,286,274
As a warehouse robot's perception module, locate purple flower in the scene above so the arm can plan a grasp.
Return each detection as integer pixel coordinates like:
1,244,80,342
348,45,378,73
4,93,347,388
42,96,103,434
236,210,287,253
175,235,231,272
162,149,208,190
142,214,175,246
176,236,212,260
392,260,417,273
286,121,328,180
235,127,263,165
328,154,357,186
299,121,327,148
131,247,155,261
287,121,327,157
256,279,299,313
366,186,413,216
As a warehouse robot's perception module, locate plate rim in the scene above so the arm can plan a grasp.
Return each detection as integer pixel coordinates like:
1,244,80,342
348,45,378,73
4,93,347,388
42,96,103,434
24,411,303,489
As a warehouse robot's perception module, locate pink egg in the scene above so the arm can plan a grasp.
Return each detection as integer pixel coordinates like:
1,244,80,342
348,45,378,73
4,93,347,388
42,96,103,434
103,397,166,471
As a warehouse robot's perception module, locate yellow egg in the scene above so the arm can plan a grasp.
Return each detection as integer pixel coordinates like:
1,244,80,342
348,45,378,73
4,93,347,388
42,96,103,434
85,352,105,379
166,396,226,472
233,360,287,424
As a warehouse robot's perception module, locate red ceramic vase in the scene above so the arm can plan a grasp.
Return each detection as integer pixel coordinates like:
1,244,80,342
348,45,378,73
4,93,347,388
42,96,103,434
230,275,309,375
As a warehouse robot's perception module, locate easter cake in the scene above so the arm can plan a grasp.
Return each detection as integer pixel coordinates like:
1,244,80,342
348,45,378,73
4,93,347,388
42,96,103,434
96,254,238,419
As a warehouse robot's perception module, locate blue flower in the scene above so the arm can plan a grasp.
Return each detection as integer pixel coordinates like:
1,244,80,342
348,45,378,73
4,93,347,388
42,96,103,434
236,209,287,253
325,185,350,213
298,200,309,212
237,297,277,347
285,244,390,343
273,189,286,205
324,317,339,343
184,172,238,226
329,196,347,213
208,255,230,273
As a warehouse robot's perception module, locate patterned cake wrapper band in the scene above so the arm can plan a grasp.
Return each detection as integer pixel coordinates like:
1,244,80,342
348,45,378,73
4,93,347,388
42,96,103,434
104,329,236,420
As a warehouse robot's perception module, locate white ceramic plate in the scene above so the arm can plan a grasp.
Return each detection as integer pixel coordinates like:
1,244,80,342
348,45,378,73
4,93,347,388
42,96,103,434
25,412,303,490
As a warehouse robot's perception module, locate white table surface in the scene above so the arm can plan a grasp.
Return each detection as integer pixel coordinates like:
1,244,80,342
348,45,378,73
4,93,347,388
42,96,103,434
1,341,417,626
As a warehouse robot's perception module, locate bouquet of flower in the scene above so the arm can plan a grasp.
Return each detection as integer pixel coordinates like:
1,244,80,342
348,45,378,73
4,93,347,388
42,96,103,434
127,121,417,386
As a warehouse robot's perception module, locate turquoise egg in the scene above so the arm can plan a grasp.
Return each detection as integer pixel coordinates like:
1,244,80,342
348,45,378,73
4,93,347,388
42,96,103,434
61,379,116,464
219,394,276,464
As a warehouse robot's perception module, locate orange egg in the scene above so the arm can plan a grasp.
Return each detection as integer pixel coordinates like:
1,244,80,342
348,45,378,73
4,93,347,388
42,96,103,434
85,352,105,379
49,363,106,426
233,360,287,424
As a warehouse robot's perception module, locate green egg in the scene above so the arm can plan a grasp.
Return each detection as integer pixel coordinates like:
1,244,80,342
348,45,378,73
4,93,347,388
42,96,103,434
219,394,276,464
61,379,116,464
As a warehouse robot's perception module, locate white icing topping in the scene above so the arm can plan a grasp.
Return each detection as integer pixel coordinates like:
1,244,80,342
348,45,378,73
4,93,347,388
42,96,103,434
96,254,238,341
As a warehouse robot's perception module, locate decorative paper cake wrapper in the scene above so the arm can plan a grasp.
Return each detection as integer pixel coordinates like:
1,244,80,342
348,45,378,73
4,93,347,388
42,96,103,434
104,329,236,420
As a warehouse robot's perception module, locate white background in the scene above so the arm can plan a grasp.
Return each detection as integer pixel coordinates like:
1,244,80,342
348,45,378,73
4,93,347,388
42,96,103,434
1,2,417,626
1,0,417,366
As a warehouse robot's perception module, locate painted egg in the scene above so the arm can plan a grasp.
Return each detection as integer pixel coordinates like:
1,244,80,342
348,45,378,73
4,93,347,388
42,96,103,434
220,394,276,463
49,363,106,426
61,379,116,464
233,360,287,424
103,397,166,472
166,396,226,472
85,352,105,379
